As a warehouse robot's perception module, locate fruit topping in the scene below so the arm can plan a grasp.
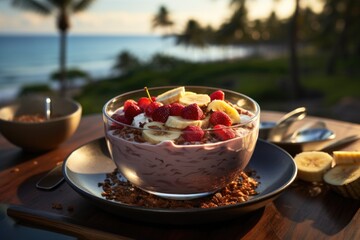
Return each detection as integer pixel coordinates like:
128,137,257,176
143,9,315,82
110,113,132,129
165,116,208,129
124,99,137,111
156,86,185,105
182,125,205,142
137,97,152,111
213,124,236,141
152,105,171,123
125,102,143,121
169,103,185,116
181,103,203,120
179,92,211,106
142,122,181,144
145,101,163,117
210,90,225,101
210,111,232,126
110,86,255,144
207,100,241,124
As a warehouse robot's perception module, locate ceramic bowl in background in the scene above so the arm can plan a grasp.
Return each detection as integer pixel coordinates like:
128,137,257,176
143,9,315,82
0,95,82,151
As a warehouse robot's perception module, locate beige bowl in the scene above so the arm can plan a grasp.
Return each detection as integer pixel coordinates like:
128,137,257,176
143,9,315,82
0,95,82,151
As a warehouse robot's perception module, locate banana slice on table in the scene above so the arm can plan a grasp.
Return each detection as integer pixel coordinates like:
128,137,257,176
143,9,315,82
323,165,360,199
179,92,211,106
207,100,241,124
294,151,333,182
142,121,181,144
333,151,360,165
165,116,209,129
156,86,185,105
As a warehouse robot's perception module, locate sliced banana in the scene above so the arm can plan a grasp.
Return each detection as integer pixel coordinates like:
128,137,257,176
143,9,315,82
183,91,196,95
207,100,241,124
323,165,360,199
294,151,333,182
333,151,360,165
142,121,181,144
156,86,185,105
179,92,211,106
165,116,209,129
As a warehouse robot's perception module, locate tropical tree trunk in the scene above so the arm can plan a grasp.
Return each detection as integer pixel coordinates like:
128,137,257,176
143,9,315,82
288,0,302,99
326,0,354,75
57,9,70,97
11,0,96,98
59,29,67,97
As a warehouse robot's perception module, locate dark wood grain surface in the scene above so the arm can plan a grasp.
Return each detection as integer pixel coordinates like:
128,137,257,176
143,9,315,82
1,112,359,240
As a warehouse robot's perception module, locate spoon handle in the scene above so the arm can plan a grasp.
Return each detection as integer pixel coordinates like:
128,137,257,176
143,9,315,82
319,135,360,152
267,107,307,142
36,163,64,190
45,97,51,120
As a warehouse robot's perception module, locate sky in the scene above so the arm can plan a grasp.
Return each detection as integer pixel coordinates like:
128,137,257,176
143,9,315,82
0,0,324,35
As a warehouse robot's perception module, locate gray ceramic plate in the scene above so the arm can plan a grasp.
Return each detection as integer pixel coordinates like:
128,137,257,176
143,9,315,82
63,138,297,225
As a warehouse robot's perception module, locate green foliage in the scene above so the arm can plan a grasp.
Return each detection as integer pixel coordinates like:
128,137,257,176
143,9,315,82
18,84,53,96
146,53,189,71
76,54,360,115
176,19,209,48
51,68,90,82
112,50,142,75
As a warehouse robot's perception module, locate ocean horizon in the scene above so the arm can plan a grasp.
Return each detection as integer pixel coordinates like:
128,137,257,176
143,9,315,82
0,34,281,101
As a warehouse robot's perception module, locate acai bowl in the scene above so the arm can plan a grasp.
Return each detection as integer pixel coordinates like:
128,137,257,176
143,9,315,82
103,86,260,200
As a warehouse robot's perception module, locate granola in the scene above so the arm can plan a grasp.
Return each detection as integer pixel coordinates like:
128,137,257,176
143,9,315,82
99,168,260,209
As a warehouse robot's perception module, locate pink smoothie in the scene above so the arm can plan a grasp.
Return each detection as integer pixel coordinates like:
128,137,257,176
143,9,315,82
105,120,258,195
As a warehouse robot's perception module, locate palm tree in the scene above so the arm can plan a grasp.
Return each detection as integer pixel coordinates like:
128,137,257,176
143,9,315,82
322,0,357,74
51,67,91,90
176,19,207,48
152,5,174,36
11,0,95,97
288,0,303,99
112,50,141,75
216,0,250,45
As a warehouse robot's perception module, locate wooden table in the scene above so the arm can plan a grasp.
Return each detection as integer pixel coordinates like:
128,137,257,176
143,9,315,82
0,112,359,239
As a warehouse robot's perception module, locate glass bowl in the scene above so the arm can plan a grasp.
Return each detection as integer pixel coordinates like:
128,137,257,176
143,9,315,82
103,86,260,200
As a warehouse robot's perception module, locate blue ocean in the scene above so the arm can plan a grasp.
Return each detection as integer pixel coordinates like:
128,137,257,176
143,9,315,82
0,34,252,100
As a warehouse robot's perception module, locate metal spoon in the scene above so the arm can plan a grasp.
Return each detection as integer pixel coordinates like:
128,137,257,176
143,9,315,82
285,128,336,144
45,97,51,120
267,107,307,142
283,121,330,142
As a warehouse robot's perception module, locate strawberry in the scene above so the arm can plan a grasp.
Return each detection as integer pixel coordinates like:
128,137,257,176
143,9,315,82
152,105,171,123
170,103,185,116
110,113,132,129
182,125,204,142
181,103,203,120
124,102,142,120
210,111,232,126
210,90,225,101
145,101,163,117
124,99,137,111
213,124,236,141
137,97,152,111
